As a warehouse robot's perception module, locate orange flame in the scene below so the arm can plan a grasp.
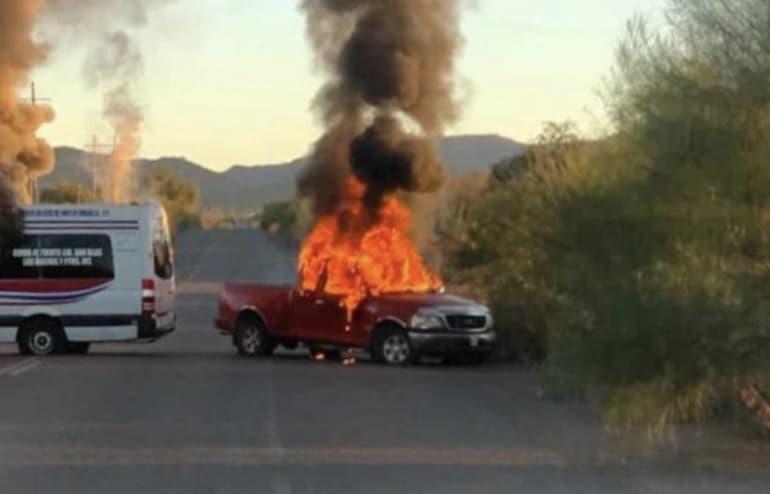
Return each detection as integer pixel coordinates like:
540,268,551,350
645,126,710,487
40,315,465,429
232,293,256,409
298,177,443,317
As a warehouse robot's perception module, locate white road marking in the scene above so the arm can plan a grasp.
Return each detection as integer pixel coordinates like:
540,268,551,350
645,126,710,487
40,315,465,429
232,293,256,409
0,360,25,376
264,362,285,453
264,362,293,494
0,359,40,377
8,359,40,376
0,446,568,468
265,408,284,454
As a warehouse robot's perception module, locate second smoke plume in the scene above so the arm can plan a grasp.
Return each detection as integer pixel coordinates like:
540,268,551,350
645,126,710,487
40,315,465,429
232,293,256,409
299,0,462,217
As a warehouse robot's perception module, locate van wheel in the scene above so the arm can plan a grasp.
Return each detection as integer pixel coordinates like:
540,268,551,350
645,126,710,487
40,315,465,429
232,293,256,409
67,342,91,355
18,319,66,356
371,324,414,366
235,318,275,357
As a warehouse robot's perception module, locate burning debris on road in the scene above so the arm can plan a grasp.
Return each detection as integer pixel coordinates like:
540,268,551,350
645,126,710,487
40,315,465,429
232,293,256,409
298,0,462,315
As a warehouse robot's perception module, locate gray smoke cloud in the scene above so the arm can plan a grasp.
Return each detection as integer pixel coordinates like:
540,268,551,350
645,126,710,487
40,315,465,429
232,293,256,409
299,0,462,219
42,0,174,38
0,0,54,245
42,0,172,203
84,30,144,203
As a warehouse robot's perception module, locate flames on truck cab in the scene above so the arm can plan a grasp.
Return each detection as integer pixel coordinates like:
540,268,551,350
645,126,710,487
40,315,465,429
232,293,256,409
298,176,443,321
296,0,462,321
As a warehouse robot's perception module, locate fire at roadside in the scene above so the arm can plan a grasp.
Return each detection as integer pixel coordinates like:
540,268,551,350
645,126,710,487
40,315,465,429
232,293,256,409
298,0,462,315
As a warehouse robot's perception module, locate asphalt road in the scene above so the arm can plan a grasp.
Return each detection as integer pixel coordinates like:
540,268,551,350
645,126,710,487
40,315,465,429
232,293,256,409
1,229,769,493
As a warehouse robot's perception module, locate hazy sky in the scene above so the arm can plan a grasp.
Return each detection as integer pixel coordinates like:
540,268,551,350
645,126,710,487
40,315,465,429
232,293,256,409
34,0,666,171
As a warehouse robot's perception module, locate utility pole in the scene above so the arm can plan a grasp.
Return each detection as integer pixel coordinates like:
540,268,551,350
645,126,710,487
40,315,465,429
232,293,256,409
85,136,114,200
20,82,52,204
25,82,52,106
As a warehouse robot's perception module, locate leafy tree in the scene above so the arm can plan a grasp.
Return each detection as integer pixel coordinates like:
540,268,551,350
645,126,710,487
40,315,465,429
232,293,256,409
450,0,770,434
260,200,297,234
260,200,313,240
142,169,201,233
578,1,770,431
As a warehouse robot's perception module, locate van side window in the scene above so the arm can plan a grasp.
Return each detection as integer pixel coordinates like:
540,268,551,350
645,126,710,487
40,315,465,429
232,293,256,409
0,235,41,280
35,235,115,280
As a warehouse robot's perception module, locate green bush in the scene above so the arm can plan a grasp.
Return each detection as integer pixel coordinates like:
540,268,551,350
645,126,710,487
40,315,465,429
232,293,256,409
143,169,201,233
447,0,770,434
260,200,311,239
260,201,297,234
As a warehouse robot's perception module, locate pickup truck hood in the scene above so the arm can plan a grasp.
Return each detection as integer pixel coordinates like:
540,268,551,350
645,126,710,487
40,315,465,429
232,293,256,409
364,292,489,319
372,292,482,308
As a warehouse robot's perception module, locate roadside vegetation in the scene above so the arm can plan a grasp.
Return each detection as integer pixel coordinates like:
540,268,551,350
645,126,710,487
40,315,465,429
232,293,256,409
442,0,770,435
142,169,201,233
259,199,309,238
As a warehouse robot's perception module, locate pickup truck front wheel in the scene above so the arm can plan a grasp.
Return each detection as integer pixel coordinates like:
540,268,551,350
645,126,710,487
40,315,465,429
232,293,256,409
235,319,275,357
372,325,414,366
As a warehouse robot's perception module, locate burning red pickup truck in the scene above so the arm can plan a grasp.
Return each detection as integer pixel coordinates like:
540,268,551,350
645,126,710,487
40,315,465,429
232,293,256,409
217,177,496,365
215,285,496,365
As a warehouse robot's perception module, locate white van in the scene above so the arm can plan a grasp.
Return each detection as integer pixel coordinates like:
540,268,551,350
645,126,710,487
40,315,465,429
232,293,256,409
0,203,175,355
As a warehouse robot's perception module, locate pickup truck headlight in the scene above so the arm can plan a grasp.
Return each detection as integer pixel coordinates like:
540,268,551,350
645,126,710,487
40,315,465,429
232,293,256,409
410,313,445,330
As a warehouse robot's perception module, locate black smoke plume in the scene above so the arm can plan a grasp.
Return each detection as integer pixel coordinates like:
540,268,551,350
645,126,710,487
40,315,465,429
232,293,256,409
351,115,444,210
0,178,23,251
300,0,462,217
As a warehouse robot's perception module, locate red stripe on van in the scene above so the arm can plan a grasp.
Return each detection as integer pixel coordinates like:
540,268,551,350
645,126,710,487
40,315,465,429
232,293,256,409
0,279,112,293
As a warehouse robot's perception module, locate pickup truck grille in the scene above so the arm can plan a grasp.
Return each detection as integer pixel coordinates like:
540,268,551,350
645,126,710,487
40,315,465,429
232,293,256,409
446,315,487,331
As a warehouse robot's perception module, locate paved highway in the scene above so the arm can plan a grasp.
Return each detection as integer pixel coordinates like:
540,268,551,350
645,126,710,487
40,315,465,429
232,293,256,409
1,229,768,493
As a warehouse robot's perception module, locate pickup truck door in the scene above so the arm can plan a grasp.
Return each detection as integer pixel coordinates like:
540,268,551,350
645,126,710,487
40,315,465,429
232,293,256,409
288,291,349,344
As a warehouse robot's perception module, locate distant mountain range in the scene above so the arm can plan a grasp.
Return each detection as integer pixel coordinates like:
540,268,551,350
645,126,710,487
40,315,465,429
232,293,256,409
44,134,524,211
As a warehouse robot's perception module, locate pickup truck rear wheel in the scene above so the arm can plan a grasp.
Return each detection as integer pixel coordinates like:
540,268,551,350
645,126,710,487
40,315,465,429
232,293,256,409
372,325,414,366
235,318,275,357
